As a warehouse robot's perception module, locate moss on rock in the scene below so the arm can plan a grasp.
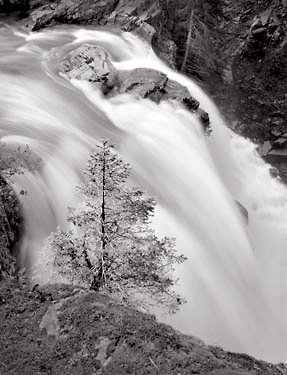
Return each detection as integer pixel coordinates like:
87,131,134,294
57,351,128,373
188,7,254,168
0,281,286,374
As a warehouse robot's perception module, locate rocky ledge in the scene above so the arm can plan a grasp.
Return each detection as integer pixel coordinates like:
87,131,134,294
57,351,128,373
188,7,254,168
1,280,286,375
61,44,210,132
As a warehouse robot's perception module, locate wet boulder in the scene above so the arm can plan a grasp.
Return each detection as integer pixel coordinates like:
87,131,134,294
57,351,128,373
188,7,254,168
61,44,118,94
118,68,168,101
118,67,210,132
61,51,210,131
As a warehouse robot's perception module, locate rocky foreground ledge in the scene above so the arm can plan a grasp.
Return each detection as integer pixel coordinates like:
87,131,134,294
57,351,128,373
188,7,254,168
1,280,287,375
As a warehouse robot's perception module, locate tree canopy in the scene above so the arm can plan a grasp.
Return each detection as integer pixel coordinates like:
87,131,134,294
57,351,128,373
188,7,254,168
47,139,186,313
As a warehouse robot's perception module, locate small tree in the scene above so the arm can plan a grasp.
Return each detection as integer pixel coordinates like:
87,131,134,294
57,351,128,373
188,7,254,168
48,140,186,313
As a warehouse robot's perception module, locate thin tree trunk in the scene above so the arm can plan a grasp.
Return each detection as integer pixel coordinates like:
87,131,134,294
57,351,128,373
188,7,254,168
101,143,107,253
90,142,109,291
99,142,108,289
181,8,194,72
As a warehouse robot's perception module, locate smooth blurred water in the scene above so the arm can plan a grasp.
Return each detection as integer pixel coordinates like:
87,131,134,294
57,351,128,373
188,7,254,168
1,23,287,362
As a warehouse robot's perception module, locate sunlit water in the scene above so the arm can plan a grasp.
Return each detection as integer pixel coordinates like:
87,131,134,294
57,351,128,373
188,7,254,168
1,22,287,362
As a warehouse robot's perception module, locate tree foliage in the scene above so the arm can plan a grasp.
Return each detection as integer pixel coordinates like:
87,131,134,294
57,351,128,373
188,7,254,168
0,141,38,280
48,140,186,313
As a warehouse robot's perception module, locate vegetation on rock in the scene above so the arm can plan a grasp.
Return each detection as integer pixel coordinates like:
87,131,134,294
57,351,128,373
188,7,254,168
46,140,186,313
1,280,287,374
0,142,39,281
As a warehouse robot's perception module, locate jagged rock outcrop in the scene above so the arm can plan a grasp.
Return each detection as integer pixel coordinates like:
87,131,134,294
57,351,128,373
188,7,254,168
61,44,118,94
60,45,210,131
117,68,210,130
30,0,120,30
229,2,287,142
1,281,286,374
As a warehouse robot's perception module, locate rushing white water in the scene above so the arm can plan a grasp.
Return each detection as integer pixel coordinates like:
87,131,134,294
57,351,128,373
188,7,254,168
1,22,287,362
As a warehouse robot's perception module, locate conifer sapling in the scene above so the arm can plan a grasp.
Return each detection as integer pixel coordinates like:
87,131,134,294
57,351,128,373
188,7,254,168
48,139,186,313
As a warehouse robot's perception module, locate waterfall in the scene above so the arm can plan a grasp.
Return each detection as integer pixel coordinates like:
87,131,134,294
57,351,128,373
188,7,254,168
1,23,287,362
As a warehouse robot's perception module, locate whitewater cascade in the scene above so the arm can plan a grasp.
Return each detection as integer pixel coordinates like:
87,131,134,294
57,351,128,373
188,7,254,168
1,23,287,362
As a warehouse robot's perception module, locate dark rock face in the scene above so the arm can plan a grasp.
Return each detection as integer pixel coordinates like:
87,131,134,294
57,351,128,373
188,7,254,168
31,0,120,30
30,0,157,31
0,0,29,12
156,0,222,81
0,281,286,374
230,2,287,142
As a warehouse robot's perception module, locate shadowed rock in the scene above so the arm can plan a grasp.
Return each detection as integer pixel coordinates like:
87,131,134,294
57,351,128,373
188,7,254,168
0,0,29,12
60,46,210,131
118,67,210,131
0,281,286,374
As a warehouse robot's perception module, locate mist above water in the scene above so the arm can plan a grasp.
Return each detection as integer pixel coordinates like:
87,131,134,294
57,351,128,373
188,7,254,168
1,23,287,362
